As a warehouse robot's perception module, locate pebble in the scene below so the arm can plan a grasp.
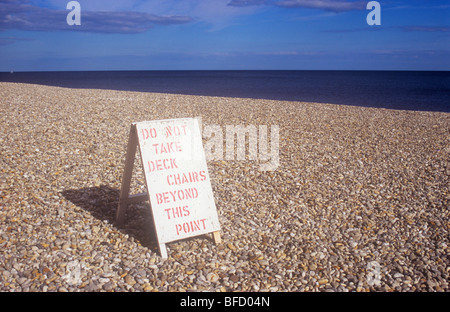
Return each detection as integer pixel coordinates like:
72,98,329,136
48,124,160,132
0,82,448,292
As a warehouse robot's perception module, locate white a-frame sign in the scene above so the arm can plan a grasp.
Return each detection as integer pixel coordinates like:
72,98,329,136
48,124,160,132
116,118,221,258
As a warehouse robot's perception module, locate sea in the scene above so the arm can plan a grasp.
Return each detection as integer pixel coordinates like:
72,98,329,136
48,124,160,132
1,70,449,112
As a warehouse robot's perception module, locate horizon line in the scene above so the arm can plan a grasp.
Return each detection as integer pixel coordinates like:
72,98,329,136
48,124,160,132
2,69,449,73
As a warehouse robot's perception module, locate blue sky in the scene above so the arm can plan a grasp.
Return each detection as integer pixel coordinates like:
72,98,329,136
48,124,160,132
0,0,449,71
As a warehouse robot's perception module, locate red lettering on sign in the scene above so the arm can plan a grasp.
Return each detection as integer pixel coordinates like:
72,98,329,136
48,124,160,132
175,218,207,235
141,127,157,141
155,187,199,204
147,158,178,172
166,170,206,186
165,124,188,138
164,205,190,220
152,141,182,154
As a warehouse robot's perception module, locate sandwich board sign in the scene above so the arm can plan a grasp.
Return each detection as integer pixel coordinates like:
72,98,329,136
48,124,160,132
116,118,221,258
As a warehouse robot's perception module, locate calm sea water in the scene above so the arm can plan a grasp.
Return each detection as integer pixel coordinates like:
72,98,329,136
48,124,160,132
1,70,449,112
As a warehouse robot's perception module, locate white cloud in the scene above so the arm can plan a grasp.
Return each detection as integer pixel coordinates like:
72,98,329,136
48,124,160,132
0,0,372,34
227,0,367,12
139,0,267,30
275,0,366,12
4,0,266,32
0,0,193,33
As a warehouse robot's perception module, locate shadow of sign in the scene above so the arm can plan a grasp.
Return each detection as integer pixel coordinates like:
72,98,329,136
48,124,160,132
61,185,159,251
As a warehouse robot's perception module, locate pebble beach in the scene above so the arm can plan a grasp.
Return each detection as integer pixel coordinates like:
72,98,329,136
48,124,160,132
0,82,448,292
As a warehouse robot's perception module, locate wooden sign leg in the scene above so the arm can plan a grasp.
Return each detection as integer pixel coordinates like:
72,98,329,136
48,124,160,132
212,231,221,244
159,243,168,259
116,124,138,227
